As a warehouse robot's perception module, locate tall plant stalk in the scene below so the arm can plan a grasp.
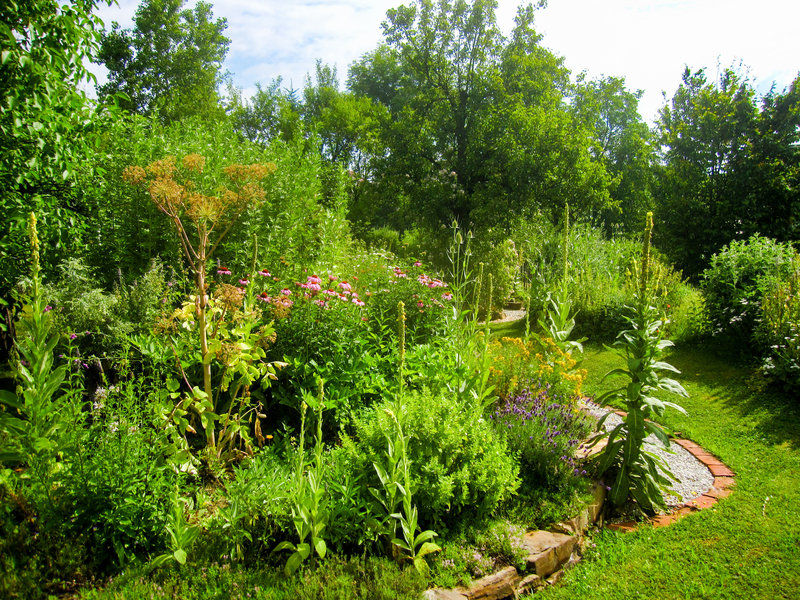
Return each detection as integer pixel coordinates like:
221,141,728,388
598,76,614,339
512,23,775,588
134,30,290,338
123,156,275,450
594,212,689,513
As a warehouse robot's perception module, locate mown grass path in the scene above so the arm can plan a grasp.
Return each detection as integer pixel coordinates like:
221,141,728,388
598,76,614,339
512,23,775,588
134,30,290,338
539,344,800,600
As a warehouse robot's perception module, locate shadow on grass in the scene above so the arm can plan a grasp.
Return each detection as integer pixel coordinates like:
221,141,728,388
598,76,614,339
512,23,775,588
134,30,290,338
668,345,800,452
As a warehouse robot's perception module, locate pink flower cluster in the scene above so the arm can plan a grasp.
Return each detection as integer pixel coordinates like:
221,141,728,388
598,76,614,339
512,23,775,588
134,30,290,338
417,273,447,289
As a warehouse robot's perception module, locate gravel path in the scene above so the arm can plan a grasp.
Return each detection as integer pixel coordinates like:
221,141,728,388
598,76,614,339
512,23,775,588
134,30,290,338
580,399,714,508
492,308,526,324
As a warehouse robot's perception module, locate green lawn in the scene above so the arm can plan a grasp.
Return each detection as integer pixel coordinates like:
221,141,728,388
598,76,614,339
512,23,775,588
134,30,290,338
539,344,800,600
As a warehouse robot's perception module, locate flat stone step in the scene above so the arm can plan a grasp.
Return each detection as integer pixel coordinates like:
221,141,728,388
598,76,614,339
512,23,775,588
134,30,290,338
522,530,576,578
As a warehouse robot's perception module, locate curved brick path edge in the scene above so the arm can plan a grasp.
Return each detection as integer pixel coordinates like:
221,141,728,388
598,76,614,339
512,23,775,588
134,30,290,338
605,437,736,532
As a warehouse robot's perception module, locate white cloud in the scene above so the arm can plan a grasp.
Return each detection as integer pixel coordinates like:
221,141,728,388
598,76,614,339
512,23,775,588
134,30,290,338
90,0,800,123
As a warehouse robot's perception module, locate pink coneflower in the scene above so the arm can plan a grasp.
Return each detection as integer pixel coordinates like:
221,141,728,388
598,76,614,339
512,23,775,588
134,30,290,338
217,268,231,275
338,281,352,292
258,293,271,303
258,270,271,277
307,283,321,293
442,292,453,301
329,274,337,281
308,274,322,285
280,288,292,296
313,299,327,307
239,278,250,286
352,298,365,307
417,301,424,308
414,261,422,267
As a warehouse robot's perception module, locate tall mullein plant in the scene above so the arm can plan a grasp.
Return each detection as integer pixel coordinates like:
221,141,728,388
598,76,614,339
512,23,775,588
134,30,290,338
539,203,585,355
0,214,69,498
594,212,688,513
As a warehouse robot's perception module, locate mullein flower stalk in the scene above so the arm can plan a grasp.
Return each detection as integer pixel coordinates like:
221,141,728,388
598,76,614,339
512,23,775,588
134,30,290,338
398,301,406,398
640,211,654,301
562,202,570,289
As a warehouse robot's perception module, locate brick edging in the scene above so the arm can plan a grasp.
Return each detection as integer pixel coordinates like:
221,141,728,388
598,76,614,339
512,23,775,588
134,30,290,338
606,437,735,532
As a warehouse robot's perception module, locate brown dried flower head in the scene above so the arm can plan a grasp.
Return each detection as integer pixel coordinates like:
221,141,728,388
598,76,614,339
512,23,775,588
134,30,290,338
216,283,245,312
185,191,224,223
146,156,177,179
182,153,206,173
148,177,184,216
122,165,147,186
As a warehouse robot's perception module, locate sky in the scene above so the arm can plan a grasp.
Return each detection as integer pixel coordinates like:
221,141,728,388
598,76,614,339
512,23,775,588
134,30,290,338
92,0,800,124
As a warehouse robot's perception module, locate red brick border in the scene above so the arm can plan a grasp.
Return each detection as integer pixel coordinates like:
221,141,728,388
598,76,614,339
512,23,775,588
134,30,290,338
605,436,735,532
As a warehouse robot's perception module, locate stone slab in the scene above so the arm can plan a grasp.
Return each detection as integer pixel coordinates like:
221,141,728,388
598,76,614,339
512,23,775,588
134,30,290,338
527,548,558,578
516,574,543,595
463,566,520,600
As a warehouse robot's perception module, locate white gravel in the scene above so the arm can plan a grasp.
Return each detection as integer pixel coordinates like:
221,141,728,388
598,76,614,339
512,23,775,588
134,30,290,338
580,399,714,508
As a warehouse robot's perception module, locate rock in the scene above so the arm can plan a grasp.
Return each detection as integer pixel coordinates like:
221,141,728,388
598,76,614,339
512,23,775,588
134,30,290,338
546,569,565,585
587,482,607,523
526,548,558,578
516,573,544,595
422,589,468,600
463,566,520,600
524,530,576,565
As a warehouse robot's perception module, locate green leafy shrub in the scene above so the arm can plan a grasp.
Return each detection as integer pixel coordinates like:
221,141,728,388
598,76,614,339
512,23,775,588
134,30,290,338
702,234,795,346
60,378,178,571
755,259,800,390
81,115,351,288
344,387,519,530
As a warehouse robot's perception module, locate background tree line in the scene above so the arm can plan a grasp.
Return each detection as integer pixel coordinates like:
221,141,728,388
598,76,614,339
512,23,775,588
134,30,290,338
3,0,799,297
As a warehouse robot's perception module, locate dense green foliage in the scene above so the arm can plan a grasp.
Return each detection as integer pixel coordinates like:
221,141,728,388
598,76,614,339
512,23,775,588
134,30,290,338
656,68,800,278
96,0,230,123
2,0,800,597
0,0,113,296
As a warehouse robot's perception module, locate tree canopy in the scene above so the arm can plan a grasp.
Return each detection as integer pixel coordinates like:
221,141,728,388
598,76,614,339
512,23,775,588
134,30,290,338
655,67,800,277
346,0,612,234
96,0,230,123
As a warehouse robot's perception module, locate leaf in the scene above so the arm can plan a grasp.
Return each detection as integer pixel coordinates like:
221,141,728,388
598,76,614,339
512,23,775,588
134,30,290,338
414,529,438,546
652,360,681,373
610,468,629,505
0,389,21,409
173,548,187,565
273,540,296,554
413,556,431,577
417,541,441,557
285,551,305,575
313,537,327,558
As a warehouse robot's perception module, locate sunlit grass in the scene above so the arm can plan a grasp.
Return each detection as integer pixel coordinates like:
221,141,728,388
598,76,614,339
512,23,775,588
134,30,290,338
539,344,800,600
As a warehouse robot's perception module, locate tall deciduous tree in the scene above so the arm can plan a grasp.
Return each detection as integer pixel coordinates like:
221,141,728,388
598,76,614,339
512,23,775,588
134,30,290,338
655,66,800,278
96,0,230,123
572,75,656,235
0,0,113,295
348,0,611,233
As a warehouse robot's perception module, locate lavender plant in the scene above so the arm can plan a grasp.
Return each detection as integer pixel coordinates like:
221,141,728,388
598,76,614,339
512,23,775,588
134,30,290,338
490,381,591,490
